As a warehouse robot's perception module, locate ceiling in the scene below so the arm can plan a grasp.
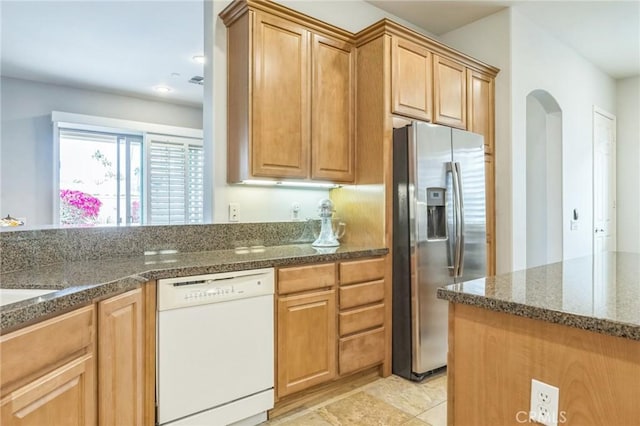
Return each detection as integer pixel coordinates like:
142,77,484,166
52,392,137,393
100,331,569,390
1,1,637,108
368,1,640,79
1,1,204,106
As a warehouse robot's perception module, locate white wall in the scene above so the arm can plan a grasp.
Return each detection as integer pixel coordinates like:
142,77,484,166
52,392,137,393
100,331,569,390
0,76,203,226
525,92,563,268
526,95,548,268
510,8,616,268
442,7,617,272
206,0,436,223
616,76,640,253
439,9,513,273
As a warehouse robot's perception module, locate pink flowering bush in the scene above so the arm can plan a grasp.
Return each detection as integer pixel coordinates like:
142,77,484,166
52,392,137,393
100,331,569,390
60,189,102,225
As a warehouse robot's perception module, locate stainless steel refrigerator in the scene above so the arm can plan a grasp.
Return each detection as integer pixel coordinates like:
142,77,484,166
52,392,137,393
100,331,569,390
392,121,486,380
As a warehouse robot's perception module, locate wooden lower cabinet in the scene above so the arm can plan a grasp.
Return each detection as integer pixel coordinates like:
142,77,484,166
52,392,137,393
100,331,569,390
1,355,96,426
0,306,97,426
98,288,144,426
277,289,337,398
449,303,640,425
337,258,386,376
0,286,150,426
339,327,385,375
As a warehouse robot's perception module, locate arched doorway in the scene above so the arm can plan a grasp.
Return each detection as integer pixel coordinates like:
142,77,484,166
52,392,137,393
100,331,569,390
526,90,563,268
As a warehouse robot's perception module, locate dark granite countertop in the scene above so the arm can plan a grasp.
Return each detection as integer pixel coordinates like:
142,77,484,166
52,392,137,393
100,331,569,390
437,252,640,341
0,244,387,332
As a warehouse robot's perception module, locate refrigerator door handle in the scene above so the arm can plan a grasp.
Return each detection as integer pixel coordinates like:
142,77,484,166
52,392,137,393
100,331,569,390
454,162,465,276
445,164,455,275
448,162,462,277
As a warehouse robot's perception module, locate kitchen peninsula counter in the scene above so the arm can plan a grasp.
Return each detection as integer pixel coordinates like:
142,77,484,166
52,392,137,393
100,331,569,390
0,244,387,332
437,252,640,340
438,252,640,425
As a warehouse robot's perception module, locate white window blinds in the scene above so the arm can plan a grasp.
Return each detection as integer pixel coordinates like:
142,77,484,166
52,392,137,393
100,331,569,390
147,135,204,225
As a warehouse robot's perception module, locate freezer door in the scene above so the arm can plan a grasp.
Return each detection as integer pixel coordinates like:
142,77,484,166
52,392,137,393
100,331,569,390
410,122,454,374
451,128,487,282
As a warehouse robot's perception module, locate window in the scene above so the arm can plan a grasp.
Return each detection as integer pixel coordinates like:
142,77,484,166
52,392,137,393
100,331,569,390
146,135,204,224
54,112,205,226
59,129,143,226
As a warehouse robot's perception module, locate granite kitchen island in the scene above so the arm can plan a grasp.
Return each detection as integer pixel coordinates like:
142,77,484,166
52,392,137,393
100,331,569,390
437,252,640,426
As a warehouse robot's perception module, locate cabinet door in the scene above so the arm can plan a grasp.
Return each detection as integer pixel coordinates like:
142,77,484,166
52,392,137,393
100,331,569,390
485,154,496,275
391,37,432,121
277,290,336,398
311,34,355,182
468,70,496,275
98,289,144,426
433,55,467,129
467,70,495,155
253,12,310,179
1,355,96,426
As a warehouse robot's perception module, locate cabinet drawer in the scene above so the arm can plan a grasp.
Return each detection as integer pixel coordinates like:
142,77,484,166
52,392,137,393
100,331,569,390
339,304,384,336
339,327,385,375
278,263,336,295
339,257,385,285
0,305,95,394
339,280,384,309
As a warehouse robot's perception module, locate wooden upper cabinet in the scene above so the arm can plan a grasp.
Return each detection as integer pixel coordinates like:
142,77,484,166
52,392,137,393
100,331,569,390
222,3,356,184
391,37,432,122
467,70,495,155
433,55,467,129
311,34,355,182
252,12,310,179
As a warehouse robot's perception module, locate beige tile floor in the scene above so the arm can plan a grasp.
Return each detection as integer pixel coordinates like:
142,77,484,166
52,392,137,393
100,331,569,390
265,372,447,426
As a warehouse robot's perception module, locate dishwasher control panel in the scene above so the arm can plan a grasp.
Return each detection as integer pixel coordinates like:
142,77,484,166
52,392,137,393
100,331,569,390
157,268,274,311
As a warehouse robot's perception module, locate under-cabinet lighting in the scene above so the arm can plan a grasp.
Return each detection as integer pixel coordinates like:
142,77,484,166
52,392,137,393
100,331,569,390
192,55,206,64
240,180,341,189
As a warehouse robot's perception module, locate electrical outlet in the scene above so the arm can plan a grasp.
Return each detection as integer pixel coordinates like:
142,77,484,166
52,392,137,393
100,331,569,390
530,379,560,426
291,202,301,220
229,203,239,222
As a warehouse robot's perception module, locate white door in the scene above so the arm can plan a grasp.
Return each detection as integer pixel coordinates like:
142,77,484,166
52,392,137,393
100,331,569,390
592,107,616,254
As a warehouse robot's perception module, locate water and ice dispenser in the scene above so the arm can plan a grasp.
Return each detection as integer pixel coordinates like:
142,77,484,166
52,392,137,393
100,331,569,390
426,187,447,240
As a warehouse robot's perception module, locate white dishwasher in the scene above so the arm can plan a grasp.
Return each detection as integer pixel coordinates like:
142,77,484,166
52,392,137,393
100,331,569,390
157,268,274,426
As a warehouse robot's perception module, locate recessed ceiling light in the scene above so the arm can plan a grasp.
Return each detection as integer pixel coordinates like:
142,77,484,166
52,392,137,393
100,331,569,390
192,55,205,64
154,85,172,94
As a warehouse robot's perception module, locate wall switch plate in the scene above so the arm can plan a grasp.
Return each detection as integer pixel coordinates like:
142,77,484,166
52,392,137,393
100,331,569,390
570,220,578,230
530,379,560,426
291,202,301,220
228,203,239,222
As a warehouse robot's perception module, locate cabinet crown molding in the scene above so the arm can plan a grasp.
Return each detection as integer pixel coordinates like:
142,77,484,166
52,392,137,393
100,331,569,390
220,0,500,78
220,0,352,42
355,19,500,77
